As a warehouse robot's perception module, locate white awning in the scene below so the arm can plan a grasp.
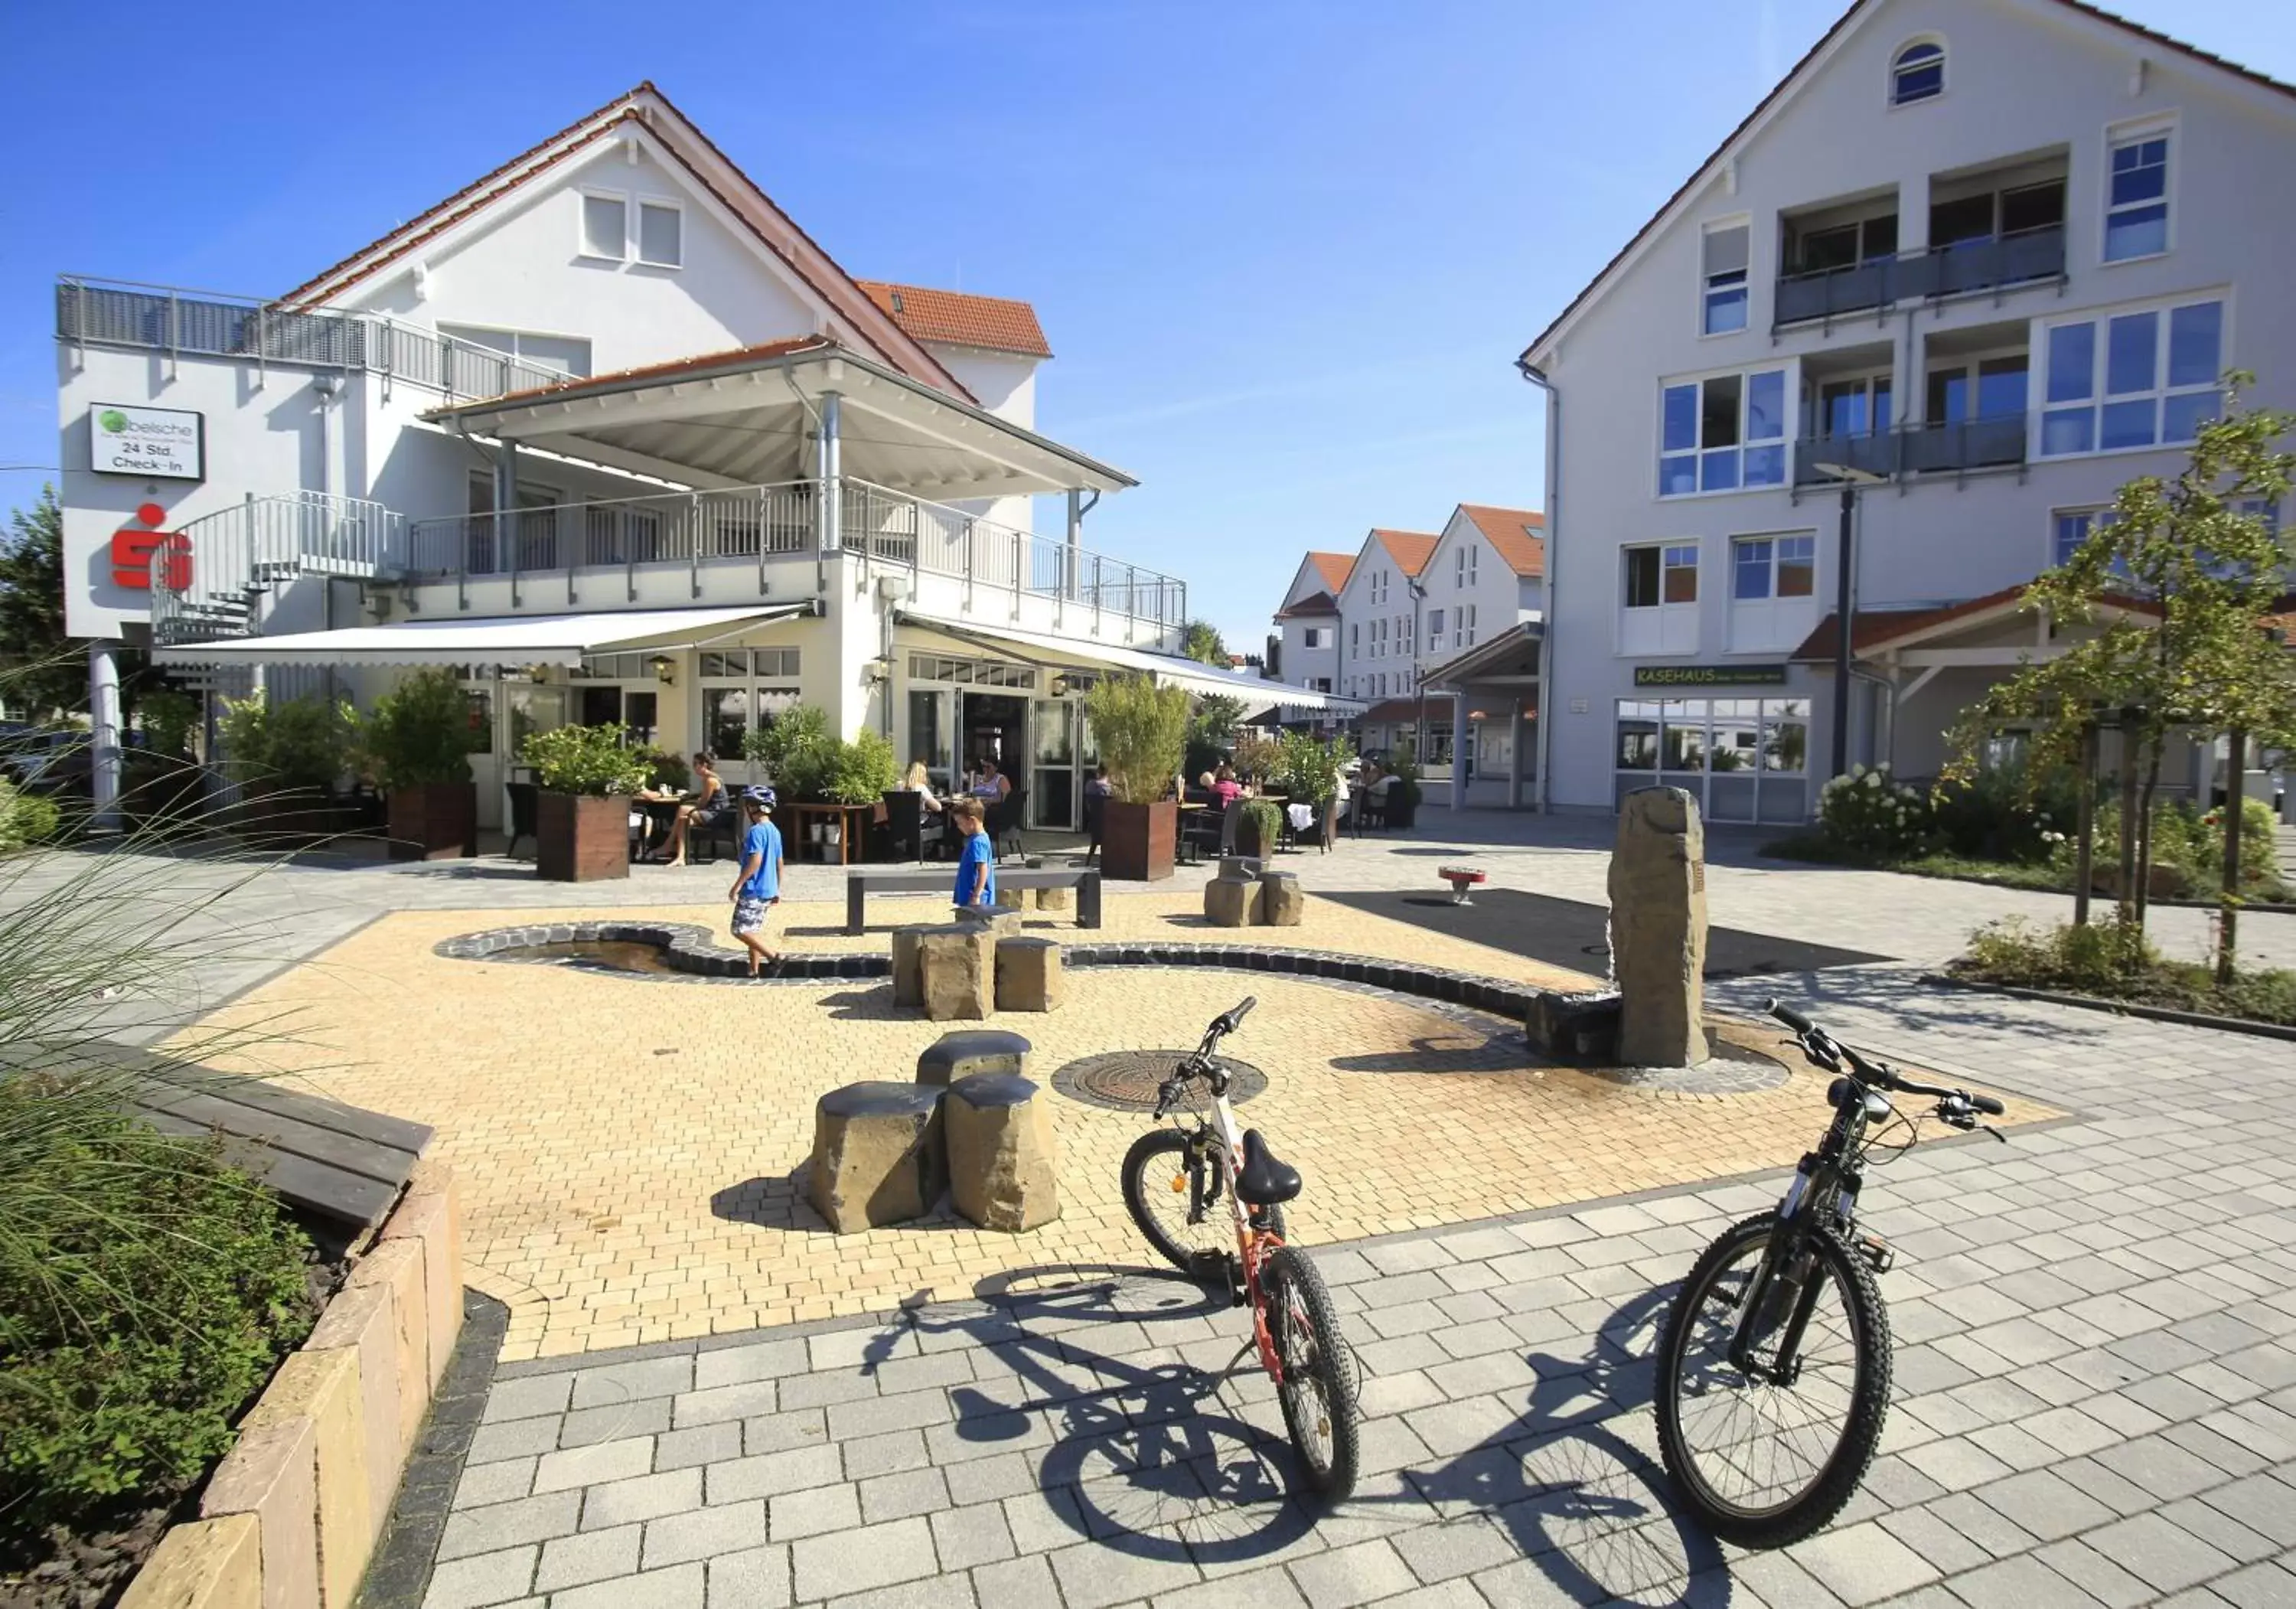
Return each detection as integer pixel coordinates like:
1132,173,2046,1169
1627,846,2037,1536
152,604,811,667
897,610,1366,714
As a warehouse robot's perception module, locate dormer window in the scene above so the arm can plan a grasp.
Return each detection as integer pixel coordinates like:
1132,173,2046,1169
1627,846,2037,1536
1891,41,1944,105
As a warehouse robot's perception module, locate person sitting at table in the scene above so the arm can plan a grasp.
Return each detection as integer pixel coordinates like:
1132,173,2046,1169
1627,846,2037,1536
970,759,1012,805
1210,765,1243,809
654,751,730,867
901,760,945,813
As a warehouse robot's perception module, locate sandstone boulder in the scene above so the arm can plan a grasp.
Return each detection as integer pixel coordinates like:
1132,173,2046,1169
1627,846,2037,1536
994,937,1064,1013
946,1074,1060,1232
1203,876,1253,928
1257,870,1303,926
1608,786,1708,1067
916,1029,1033,1087
918,925,994,1021
808,1082,947,1232
889,924,941,1009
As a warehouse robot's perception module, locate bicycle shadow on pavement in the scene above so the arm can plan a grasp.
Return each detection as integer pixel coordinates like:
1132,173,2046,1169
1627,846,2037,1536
892,1263,1734,1603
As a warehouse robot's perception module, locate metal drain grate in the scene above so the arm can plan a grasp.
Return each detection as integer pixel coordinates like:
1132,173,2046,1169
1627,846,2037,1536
1052,1051,1268,1113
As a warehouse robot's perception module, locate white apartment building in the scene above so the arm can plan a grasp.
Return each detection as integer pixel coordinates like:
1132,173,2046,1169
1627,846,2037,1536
1520,0,2296,824
1270,503,1544,793
59,83,1350,831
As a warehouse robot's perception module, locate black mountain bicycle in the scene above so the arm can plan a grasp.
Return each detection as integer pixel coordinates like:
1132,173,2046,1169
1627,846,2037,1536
1654,997,2006,1547
1117,998,1362,1503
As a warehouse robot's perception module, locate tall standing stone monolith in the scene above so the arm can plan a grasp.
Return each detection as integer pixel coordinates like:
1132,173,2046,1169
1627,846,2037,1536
1607,786,1709,1067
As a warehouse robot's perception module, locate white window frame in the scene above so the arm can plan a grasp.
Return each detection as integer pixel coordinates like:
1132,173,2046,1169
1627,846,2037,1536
1659,366,1791,498
1623,543,1700,610
636,199,686,269
436,323,595,380
1456,545,1478,586
579,189,630,263
1730,533,1817,601
1701,216,1752,338
1888,37,1946,107
2102,116,2177,265
1461,604,1478,646
2050,506,2117,569
2036,292,2226,462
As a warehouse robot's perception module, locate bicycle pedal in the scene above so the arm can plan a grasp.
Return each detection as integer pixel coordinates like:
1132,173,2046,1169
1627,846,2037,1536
1857,1234,1894,1274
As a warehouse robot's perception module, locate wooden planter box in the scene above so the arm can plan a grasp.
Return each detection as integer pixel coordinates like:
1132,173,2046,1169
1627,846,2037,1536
388,782,478,861
537,791,630,882
1101,799,1176,882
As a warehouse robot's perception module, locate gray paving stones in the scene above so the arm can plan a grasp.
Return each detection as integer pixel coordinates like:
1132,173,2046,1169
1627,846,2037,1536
435,1490,582,1562
550,1562,703,1608
535,1525,641,1591
580,1468,704,1530
1787,1521,1943,1606
790,1515,939,1600
420,1546,536,1609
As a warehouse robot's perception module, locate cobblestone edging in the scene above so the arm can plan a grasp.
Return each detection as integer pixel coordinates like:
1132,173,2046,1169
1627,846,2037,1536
433,922,1546,1022
1923,969,2296,1043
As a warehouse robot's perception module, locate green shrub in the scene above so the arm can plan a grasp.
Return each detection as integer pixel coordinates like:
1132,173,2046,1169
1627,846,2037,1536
363,668,475,790
0,1076,315,1551
1928,761,2078,863
742,705,833,798
1083,676,1189,805
136,690,201,759
520,723,649,796
1816,763,1929,855
1274,731,1353,811
218,694,358,793
1183,695,1243,785
824,727,901,804
1241,798,1283,853
638,747,690,791
1962,913,2157,991
2075,795,2285,897
0,778,62,852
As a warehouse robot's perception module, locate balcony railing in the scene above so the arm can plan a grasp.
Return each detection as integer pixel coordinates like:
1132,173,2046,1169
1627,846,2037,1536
1792,413,2028,485
1773,224,2067,329
400,478,1188,628
153,492,405,646
56,276,566,400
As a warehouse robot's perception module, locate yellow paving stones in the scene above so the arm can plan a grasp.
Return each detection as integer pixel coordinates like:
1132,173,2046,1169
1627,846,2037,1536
180,893,2051,1359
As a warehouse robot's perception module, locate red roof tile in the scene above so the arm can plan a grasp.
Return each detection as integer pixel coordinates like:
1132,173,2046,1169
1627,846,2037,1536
1520,0,2296,367
1307,552,1355,593
1275,589,1341,622
1371,530,1441,578
856,282,1051,358
1790,585,2162,661
1457,504,1547,578
1358,698,1426,724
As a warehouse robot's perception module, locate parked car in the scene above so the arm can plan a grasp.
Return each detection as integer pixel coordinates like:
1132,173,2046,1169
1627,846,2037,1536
1,729,96,795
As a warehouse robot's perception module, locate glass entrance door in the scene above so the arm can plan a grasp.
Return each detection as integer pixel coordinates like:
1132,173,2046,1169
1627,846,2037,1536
1030,699,1077,829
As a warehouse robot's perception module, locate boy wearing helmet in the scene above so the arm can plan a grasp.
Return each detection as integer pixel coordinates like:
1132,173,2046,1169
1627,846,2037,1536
729,786,784,976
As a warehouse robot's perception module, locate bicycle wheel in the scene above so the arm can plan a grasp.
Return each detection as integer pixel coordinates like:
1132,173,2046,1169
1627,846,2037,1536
1120,1128,1283,1272
1655,1213,1890,1549
1260,1245,1358,1503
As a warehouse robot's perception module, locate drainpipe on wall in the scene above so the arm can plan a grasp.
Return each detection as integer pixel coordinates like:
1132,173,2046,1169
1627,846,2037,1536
1515,357,1559,812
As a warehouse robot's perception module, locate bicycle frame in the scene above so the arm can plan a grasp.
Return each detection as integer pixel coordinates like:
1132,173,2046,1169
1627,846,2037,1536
1727,1079,1889,1383
1165,1081,1293,1382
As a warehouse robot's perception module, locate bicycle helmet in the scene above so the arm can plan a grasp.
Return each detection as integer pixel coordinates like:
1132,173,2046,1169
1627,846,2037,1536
742,785,776,812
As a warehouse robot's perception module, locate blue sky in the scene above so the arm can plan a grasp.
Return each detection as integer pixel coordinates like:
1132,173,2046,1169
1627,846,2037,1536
3,0,2291,656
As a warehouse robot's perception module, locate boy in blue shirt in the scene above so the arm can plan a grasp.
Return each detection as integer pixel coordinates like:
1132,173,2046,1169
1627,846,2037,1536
952,796,997,913
729,786,784,977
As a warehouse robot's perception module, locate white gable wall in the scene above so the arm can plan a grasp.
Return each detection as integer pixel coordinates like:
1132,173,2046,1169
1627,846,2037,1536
1534,0,2296,816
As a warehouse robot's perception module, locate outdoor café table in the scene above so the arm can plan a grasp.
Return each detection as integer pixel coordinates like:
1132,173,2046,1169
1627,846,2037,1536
783,801,874,866
634,795,686,860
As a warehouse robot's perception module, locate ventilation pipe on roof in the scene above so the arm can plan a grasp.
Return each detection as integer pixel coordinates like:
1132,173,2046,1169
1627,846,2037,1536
1515,357,1559,814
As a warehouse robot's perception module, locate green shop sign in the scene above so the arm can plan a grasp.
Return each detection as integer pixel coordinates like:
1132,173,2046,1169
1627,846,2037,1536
1632,664,1789,688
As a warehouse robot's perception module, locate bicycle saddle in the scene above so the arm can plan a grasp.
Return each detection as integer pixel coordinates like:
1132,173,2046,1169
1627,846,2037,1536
1236,1129,1303,1206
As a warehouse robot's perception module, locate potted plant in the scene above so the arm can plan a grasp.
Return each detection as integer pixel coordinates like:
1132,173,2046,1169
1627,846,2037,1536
520,723,649,881
122,687,207,832
1084,674,1189,880
218,693,360,842
365,667,479,860
1385,749,1424,830
1238,797,1283,858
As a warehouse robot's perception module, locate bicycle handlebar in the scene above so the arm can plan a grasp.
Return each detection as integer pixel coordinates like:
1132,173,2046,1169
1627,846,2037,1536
1763,997,2004,1118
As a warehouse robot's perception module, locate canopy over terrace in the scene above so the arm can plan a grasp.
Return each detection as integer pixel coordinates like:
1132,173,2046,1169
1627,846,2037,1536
1423,622,1542,809
422,336,1136,501
897,609,1367,716
151,602,810,667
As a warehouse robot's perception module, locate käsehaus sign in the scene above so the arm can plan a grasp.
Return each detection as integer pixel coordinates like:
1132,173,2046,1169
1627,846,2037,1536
89,403,204,481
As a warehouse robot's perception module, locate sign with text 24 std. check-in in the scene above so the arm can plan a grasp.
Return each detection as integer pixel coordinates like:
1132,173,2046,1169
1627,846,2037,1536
89,404,204,481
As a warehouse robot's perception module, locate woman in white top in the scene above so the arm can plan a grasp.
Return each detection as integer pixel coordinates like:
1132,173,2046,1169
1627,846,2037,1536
902,759,945,813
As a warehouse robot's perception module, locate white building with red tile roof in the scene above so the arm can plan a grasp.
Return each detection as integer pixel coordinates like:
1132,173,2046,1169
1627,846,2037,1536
57,83,1355,832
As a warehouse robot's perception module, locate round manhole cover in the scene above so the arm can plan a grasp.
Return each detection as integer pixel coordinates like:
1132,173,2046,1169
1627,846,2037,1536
1052,1051,1268,1113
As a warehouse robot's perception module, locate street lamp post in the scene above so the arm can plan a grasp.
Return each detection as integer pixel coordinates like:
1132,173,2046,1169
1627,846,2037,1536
1810,462,1887,778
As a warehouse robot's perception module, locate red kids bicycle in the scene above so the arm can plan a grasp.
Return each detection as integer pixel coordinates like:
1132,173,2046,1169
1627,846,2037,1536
1117,998,1361,1502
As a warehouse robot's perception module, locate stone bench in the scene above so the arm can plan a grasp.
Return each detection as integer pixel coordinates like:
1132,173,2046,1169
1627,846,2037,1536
946,1074,1060,1232
916,1030,1032,1087
847,867,1101,935
808,1082,947,1232
1204,864,1303,928
994,937,1064,1012
915,923,994,1020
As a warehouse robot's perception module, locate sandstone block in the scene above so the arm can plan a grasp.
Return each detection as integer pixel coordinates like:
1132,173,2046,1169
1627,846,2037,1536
1257,871,1303,926
808,1082,947,1232
1202,876,1253,928
889,924,939,1009
917,1030,1033,1087
240,1348,369,1607
305,1283,400,1545
994,938,1064,1013
918,925,993,1021
1608,786,1709,1068
201,1416,318,1609
946,1074,1060,1232
1035,884,1073,912
1216,856,1264,883
118,1515,261,1609
957,903,1022,935
346,1239,428,1454
380,1169,461,1392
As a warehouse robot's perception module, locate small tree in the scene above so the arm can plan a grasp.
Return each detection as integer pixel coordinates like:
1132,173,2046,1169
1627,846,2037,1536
1083,674,1189,804
1948,377,2296,967
0,487,83,720
363,667,475,789
218,693,359,794
1180,620,1228,667
520,723,649,795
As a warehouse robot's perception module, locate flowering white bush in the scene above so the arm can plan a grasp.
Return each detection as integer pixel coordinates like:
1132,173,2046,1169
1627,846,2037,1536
1815,763,1932,856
